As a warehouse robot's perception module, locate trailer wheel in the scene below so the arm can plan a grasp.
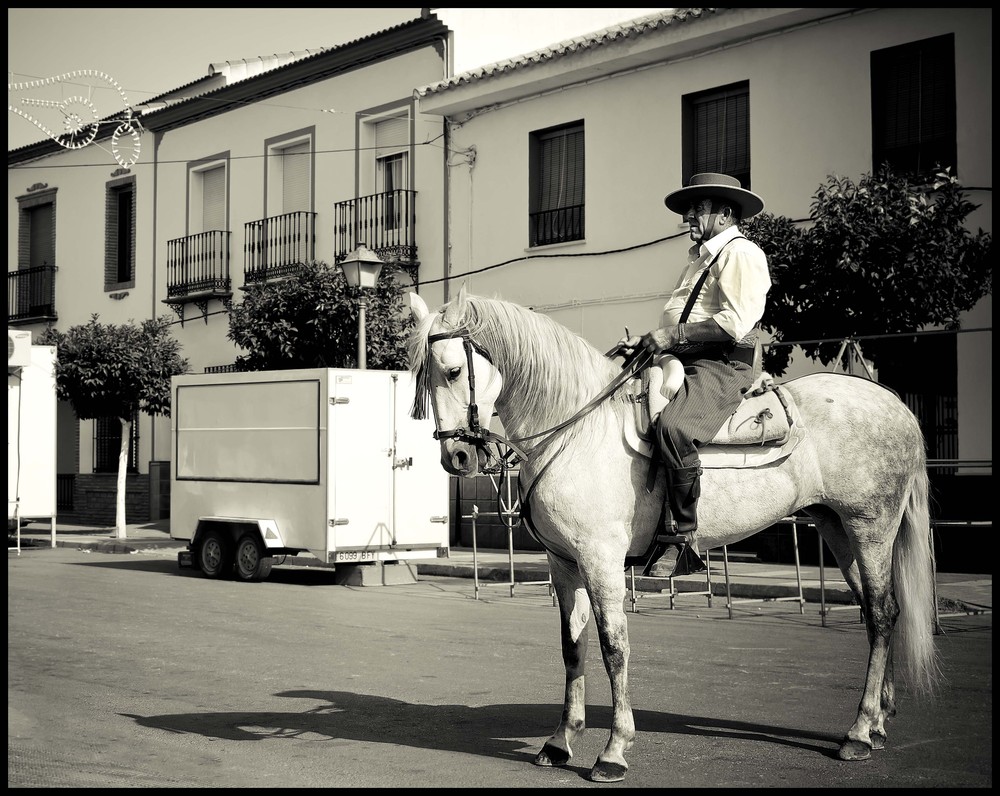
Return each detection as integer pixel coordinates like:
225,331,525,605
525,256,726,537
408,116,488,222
198,528,234,579
235,533,273,582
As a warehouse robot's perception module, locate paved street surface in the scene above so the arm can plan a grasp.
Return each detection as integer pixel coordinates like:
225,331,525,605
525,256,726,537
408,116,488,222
8,542,992,788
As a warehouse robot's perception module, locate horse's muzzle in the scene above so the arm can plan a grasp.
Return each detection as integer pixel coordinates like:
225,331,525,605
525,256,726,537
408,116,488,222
441,440,486,477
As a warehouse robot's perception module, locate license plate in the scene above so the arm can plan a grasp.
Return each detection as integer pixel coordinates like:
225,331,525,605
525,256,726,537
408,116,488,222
334,549,377,563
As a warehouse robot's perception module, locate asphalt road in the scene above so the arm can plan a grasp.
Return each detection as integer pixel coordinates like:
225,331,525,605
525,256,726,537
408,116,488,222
8,546,992,788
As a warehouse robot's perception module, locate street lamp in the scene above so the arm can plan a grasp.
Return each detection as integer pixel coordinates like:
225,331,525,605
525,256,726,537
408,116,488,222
340,244,384,370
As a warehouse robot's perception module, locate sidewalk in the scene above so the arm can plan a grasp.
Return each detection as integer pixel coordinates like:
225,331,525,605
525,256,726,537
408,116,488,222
8,518,992,617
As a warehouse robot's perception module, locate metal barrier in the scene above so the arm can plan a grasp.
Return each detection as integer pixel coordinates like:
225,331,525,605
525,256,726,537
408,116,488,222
627,549,715,613
626,526,807,618
465,470,554,603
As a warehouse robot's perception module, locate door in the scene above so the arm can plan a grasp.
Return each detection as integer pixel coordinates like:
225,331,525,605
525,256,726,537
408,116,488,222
328,370,394,558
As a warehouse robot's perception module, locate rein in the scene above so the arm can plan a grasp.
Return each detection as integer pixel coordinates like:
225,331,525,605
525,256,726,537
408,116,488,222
419,329,653,466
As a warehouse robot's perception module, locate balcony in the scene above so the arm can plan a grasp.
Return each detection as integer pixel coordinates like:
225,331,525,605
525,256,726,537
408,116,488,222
243,211,317,286
333,189,418,270
164,231,232,301
162,231,232,324
7,265,58,324
529,203,585,247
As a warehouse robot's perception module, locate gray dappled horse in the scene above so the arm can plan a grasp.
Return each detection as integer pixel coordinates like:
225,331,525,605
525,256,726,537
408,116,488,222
408,289,939,784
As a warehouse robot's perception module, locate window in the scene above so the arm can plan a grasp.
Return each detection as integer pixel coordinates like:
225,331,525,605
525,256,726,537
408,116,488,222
377,152,406,230
266,134,313,215
93,415,138,473
190,161,227,234
871,34,956,178
27,203,55,268
374,114,409,231
683,82,750,190
105,175,135,289
529,121,585,247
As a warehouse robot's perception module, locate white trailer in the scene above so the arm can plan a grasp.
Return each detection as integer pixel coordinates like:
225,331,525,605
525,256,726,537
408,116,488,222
170,367,450,582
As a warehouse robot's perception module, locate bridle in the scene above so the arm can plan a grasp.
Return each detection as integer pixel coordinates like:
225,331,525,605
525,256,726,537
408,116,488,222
417,331,527,466
415,329,653,469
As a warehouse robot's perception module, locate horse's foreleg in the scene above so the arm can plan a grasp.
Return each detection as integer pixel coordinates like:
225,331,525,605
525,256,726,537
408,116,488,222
534,561,589,769
586,575,634,783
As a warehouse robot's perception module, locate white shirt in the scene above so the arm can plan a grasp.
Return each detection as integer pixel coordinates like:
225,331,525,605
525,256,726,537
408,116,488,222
660,224,770,342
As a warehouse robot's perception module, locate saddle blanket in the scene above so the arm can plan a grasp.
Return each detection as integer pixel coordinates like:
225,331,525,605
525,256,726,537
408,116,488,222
624,373,806,469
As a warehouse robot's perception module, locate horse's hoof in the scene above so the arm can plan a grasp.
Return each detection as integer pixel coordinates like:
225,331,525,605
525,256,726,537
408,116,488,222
871,731,886,750
838,737,872,761
590,761,627,783
534,743,571,767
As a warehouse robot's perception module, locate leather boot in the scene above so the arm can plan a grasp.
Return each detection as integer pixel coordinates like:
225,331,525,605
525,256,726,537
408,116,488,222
647,466,707,578
669,465,702,534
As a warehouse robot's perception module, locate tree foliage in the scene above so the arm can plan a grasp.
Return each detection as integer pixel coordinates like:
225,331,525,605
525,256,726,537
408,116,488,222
742,167,992,375
227,260,414,371
36,314,189,420
35,315,189,537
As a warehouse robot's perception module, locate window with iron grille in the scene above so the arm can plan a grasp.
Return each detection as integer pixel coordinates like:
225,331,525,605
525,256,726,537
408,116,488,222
871,34,956,179
93,415,139,473
683,81,751,191
105,175,136,289
529,121,585,247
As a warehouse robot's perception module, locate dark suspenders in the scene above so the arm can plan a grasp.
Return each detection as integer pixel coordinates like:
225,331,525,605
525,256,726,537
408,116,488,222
678,235,745,324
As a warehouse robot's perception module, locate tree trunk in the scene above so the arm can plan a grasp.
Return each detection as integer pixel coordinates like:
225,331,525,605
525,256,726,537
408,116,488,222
113,417,131,539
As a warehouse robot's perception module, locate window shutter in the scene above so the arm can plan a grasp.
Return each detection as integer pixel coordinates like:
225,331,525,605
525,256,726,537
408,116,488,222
375,115,409,158
281,141,310,213
28,204,54,268
692,85,749,187
871,34,956,176
201,166,226,232
538,124,584,211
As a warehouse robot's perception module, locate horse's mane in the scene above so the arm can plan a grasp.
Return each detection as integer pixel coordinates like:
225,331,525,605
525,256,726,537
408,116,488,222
409,292,624,440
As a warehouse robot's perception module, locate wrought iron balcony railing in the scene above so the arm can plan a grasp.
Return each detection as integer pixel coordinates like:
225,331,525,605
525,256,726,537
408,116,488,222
334,189,417,266
244,211,317,286
529,204,585,247
165,230,232,301
7,265,58,323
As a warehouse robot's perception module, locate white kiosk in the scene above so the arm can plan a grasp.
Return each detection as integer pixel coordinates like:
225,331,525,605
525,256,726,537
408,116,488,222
7,330,58,551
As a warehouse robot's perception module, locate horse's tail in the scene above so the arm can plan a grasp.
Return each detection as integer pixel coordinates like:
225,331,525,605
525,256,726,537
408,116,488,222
893,466,941,696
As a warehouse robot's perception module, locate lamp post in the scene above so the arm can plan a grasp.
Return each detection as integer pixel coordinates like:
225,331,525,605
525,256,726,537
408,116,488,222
340,244,384,370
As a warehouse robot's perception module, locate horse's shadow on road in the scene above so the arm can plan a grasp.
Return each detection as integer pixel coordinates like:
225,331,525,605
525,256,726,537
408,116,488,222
123,688,843,777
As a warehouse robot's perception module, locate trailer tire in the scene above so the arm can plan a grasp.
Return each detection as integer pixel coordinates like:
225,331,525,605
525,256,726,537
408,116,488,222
235,533,273,582
198,528,234,579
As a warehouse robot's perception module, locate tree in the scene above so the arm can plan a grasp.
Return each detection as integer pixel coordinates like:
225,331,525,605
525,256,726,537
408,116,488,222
227,260,414,371
742,167,992,376
37,316,189,538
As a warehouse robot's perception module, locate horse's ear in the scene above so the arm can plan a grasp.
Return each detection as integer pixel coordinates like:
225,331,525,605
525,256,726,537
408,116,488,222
442,283,469,326
407,291,429,322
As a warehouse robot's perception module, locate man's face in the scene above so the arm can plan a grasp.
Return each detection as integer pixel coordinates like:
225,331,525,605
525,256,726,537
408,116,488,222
683,198,718,243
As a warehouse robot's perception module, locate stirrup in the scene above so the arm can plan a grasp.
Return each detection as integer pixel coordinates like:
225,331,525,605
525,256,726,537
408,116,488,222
643,535,706,578
671,543,707,577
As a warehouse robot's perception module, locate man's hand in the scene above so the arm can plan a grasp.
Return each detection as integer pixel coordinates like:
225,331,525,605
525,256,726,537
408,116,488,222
641,326,681,356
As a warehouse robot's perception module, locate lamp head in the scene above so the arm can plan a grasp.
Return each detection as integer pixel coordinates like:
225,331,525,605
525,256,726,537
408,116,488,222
341,244,384,290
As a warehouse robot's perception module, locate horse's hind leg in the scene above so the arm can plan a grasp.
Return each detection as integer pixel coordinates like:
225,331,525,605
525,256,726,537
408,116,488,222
836,521,900,761
533,555,590,769
805,507,897,756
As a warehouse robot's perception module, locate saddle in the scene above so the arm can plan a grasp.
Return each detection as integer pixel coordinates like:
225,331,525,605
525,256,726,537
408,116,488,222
623,367,805,470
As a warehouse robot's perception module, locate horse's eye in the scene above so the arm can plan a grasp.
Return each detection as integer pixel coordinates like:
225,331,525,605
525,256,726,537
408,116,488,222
446,366,462,382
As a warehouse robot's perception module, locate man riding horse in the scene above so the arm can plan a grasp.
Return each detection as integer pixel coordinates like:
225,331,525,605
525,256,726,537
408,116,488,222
623,172,770,578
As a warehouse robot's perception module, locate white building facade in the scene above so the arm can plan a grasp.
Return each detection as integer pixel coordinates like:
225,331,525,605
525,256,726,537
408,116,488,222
416,7,992,473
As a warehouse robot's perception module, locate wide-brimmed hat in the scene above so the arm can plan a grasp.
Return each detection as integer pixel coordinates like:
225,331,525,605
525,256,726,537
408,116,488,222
664,172,764,218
